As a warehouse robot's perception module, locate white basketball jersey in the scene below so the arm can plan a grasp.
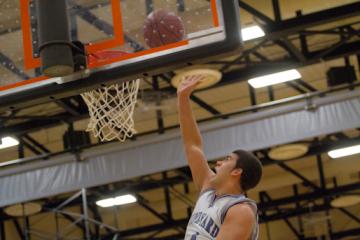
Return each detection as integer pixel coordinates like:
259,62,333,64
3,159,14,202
184,189,259,240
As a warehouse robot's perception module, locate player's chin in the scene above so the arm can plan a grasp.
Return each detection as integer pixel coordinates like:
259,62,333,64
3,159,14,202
210,172,218,181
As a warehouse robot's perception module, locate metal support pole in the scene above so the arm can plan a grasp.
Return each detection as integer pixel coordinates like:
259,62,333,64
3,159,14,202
81,188,91,240
344,56,350,66
316,154,326,190
113,206,120,229
183,183,189,194
0,220,5,240
12,220,24,240
22,204,29,240
152,77,165,134
183,183,192,218
272,0,281,22
267,86,275,101
25,217,30,240
326,209,333,238
316,153,332,238
293,185,305,239
18,139,25,159
259,192,267,218
55,211,60,240
296,11,309,56
162,172,173,219
248,83,257,111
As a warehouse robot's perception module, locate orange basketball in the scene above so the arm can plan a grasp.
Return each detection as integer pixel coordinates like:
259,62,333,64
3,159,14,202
143,10,186,48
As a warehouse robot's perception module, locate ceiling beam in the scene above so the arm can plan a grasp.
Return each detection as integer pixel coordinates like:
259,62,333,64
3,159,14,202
2,38,358,135
267,2,360,39
258,181,360,210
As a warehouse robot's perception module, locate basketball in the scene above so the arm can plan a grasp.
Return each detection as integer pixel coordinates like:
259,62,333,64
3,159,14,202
143,10,186,48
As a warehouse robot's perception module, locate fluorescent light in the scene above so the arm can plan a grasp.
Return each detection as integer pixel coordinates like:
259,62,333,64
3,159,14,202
328,144,360,158
0,137,19,150
241,25,265,41
96,194,137,208
248,69,301,88
96,198,118,208
114,194,137,205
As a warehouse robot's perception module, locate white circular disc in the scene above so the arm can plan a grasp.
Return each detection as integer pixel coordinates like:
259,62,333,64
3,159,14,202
4,202,42,217
331,195,360,208
171,69,222,90
268,144,309,160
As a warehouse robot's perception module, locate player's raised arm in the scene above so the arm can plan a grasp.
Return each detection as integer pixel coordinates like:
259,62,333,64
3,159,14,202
177,75,215,191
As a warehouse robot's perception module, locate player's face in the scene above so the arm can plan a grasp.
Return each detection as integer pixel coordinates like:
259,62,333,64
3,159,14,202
212,153,239,182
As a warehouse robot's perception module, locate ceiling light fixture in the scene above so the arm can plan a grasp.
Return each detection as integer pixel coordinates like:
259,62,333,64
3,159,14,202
0,137,19,150
241,25,265,41
96,194,137,208
328,144,360,158
248,69,301,88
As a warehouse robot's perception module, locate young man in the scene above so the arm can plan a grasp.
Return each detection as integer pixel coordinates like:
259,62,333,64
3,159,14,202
177,76,262,240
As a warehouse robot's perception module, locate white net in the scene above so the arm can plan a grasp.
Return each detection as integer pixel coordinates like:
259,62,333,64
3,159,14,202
81,79,140,142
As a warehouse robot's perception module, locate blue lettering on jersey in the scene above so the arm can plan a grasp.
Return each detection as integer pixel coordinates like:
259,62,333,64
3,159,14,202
189,212,220,238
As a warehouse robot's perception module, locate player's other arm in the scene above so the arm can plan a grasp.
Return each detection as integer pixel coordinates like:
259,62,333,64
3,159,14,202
216,204,255,240
177,76,215,191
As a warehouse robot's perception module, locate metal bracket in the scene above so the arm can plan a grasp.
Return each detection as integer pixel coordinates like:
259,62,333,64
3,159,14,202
305,96,317,111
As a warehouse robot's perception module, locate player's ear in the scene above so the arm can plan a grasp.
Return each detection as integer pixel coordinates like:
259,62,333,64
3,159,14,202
231,168,242,177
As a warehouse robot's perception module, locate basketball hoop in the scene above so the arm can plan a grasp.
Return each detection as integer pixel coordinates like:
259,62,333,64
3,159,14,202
81,51,140,142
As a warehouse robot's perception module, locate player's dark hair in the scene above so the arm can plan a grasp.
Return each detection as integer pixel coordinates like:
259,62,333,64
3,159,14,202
232,150,262,191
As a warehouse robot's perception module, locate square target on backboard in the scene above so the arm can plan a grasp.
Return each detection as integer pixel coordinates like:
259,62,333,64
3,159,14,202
0,0,242,111
20,0,125,70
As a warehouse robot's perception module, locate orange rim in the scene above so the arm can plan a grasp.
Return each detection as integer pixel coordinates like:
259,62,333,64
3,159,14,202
88,40,189,68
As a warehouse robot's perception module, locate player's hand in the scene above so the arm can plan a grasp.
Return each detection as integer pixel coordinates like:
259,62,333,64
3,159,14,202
177,75,204,97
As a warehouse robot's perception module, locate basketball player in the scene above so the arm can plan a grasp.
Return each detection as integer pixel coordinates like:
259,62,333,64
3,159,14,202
177,75,262,240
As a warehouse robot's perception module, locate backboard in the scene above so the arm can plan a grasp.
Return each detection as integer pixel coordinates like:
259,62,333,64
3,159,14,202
0,0,242,111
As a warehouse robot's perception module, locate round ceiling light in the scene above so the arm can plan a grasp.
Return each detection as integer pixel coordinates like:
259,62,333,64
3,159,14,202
4,202,42,217
330,195,360,208
268,144,309,161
